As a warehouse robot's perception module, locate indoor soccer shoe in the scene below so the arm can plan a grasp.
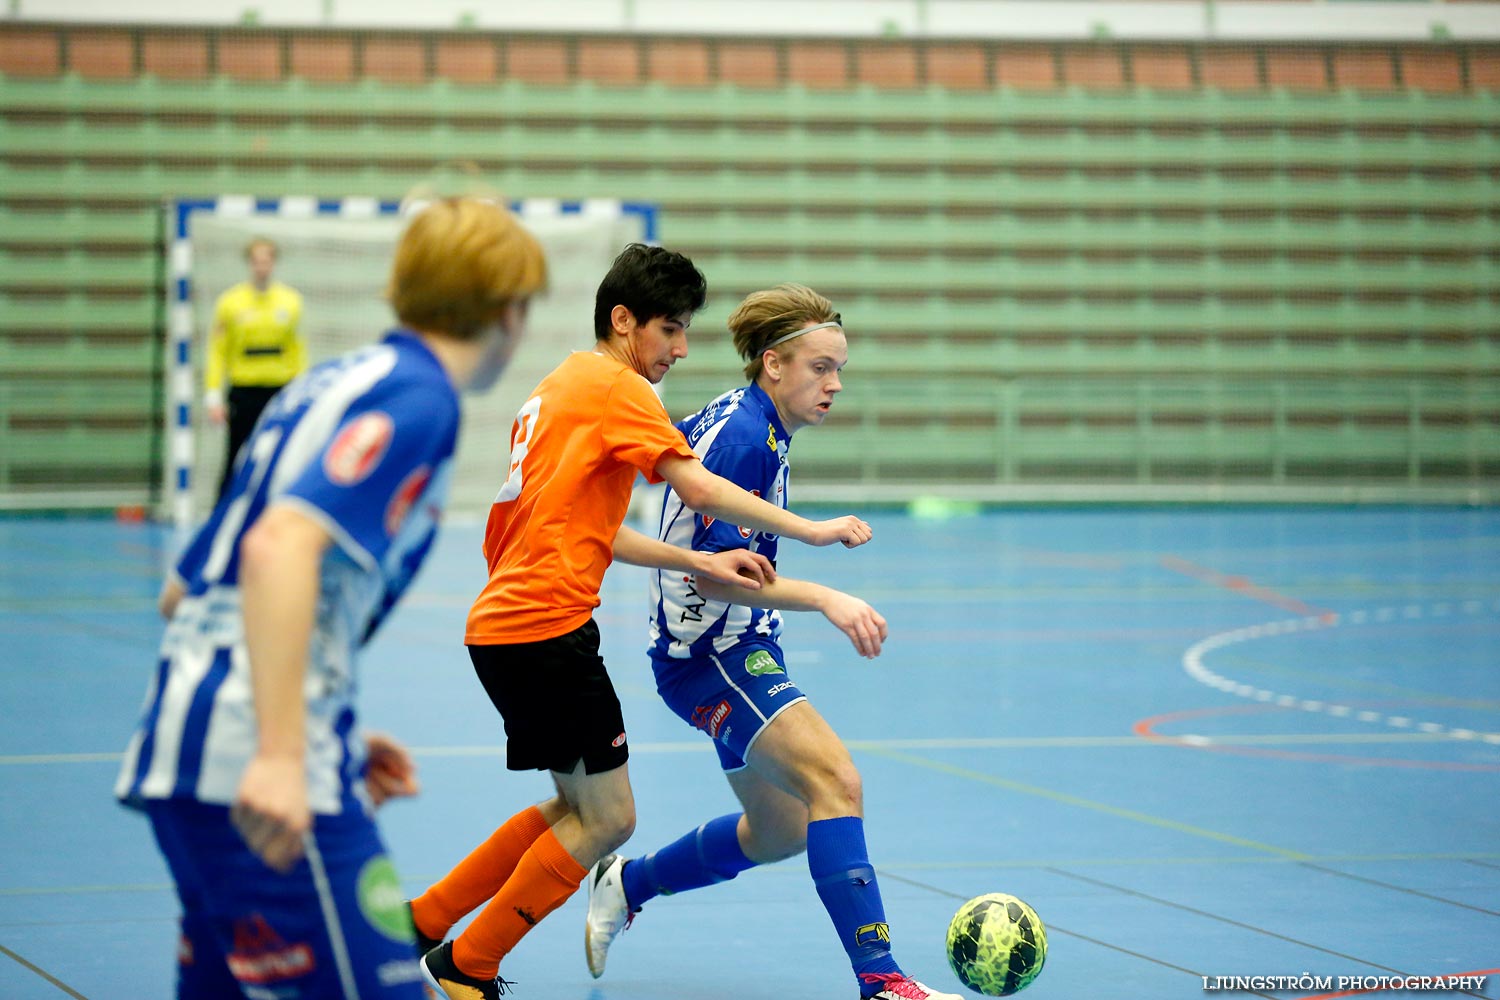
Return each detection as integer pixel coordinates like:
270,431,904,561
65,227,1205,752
859,972,963,1000
406,900,442,957
421,940,516,999
584,853,636,978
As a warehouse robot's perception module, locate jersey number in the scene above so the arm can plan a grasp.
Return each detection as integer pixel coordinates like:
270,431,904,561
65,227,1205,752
495,395,542,503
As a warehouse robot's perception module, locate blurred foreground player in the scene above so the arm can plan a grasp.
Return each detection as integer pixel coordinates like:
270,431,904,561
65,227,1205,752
115,196,546,1000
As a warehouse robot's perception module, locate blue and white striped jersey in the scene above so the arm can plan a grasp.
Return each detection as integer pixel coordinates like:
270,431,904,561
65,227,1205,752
648,381,790,662
116,330,459,816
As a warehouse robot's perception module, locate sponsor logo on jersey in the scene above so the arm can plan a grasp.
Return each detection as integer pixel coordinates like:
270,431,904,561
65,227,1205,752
766,680,797,697
324,411,393,485
705,491,759,538
744,650,783,676
611,732,627,748
738,490,760,539
855,922,891,948
227,914,316,984
357,855,412,942
766,424,777,450
384,464,432,536
376,959,424,986
691,701,733,739
679,576,706,623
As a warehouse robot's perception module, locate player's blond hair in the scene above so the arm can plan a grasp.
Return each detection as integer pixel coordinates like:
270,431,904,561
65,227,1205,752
243,237,277,259
388,197,547,341
730,283,841,381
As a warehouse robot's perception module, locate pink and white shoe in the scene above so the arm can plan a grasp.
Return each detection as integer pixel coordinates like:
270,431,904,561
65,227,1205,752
859,972,964,1000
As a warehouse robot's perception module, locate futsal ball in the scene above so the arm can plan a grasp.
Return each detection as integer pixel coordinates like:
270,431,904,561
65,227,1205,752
945,893,1047,996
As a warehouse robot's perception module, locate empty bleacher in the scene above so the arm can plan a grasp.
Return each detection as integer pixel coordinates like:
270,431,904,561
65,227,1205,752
1,26,1497,503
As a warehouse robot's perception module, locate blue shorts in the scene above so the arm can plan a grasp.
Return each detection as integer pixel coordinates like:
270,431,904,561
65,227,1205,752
653,642,806,771
146,799,425,1000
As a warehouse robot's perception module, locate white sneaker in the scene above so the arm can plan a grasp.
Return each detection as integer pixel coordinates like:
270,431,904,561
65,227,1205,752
859,973,964,1000
584,854,636,978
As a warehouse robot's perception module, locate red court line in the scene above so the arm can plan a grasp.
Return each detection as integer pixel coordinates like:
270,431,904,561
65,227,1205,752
1294,967,1500,999
1161,555,1336,621
1133,705,1500,772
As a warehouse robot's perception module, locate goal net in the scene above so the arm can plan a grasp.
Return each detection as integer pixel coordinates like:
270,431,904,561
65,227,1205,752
164,196,654,530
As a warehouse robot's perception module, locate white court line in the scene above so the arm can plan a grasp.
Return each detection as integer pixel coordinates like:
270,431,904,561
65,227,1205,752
1181,600,1500,744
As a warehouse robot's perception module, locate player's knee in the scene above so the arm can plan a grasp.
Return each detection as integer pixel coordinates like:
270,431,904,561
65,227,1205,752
590,803,636,853
821,760,863,815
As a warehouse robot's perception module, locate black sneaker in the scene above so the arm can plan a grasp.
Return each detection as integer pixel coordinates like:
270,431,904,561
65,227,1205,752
421,940,517,999
407,900,442,958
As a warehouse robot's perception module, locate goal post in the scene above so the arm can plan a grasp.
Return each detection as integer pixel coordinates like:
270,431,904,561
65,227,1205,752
163,195,656,532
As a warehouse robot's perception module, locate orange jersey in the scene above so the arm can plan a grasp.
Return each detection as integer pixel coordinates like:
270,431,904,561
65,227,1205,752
466,351,698,645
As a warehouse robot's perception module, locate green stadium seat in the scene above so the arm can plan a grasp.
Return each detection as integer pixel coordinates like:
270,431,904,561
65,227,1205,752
0,206,159,247
0,426,153,471
5,72,1497,127
0,378,155,419
0,293,155,333
4,115,1494,171
0,333,156,375
0,249,156,291
1,158,1491,213
660,210,1499,255
1,72,1495,498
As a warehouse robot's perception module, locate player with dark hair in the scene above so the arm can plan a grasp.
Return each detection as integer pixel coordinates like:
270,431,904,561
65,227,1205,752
116,197,547,1000
410,247,876,1000
582,283,962,1000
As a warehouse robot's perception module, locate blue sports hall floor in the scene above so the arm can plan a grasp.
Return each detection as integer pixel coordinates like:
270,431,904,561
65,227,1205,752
2,506,1497,1000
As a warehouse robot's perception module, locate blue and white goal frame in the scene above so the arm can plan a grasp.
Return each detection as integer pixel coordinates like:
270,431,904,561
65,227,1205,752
164,195,657,533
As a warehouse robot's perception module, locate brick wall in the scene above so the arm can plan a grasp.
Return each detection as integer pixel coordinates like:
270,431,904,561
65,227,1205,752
2,24,1498,92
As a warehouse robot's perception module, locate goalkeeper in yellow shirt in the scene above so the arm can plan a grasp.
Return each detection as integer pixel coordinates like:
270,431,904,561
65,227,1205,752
203,237,308,500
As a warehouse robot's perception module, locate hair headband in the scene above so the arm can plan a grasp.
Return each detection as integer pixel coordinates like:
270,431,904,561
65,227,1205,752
755,320,843,356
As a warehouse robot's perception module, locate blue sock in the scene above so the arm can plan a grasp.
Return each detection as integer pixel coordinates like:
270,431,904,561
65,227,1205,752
620,813,756,910
807,816,903,994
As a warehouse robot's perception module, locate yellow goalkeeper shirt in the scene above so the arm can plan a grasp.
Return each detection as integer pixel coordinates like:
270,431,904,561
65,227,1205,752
203,281,307,396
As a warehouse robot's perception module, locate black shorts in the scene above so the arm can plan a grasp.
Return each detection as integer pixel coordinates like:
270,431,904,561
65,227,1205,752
468,618,629,775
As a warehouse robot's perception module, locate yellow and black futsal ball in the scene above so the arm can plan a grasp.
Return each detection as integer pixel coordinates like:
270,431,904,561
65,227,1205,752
945,893,1047,995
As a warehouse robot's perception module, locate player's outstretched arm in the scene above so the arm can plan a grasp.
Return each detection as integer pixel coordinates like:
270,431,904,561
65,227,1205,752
656,454,872,549
697,575,888,659
232,503,332,873
612,523,774,591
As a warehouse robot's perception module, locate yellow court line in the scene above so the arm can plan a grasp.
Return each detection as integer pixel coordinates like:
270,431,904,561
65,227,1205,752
0,732,1468,766
863,746,1313,861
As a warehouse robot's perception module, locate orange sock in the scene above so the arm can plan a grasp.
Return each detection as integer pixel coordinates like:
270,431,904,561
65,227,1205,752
451,828,588,980
411,805,551,942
